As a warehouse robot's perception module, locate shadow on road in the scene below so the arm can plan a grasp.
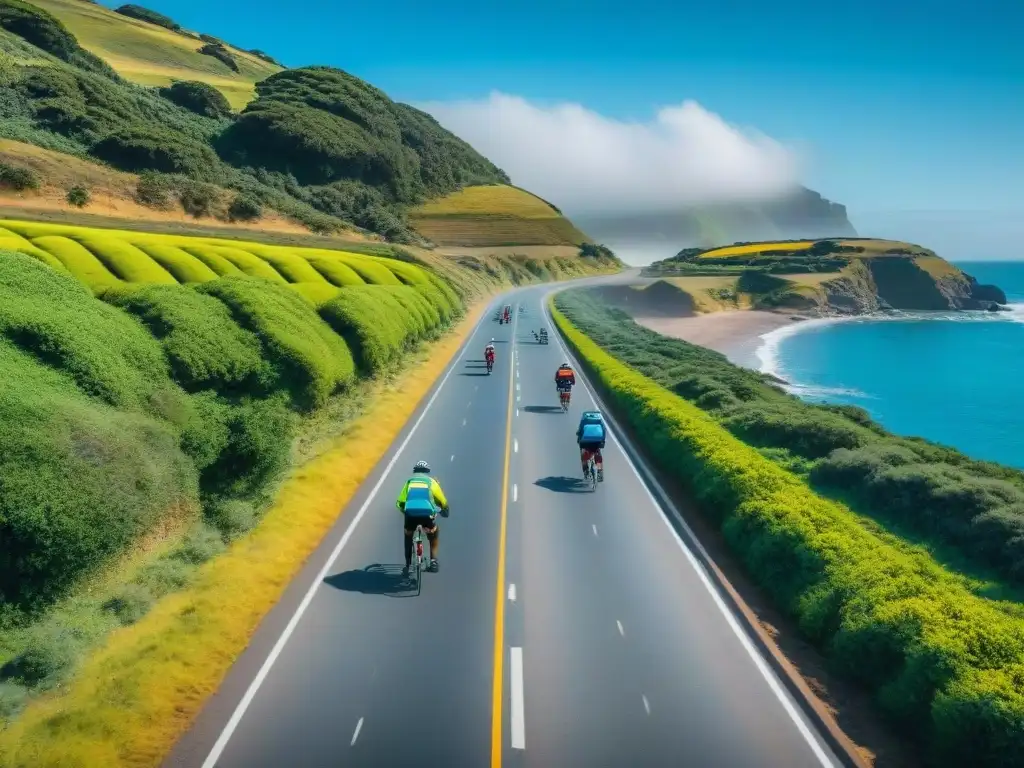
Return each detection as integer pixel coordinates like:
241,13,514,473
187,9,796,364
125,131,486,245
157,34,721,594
323,564,417,597
523,405,563,414
534,475,589,493
459,372,491,377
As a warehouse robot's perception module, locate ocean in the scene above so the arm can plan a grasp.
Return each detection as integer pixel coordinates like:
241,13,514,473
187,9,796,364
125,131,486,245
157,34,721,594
757,261,1024,468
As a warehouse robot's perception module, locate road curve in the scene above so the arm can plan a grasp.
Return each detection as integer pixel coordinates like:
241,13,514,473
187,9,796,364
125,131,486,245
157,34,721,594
166,280,843,768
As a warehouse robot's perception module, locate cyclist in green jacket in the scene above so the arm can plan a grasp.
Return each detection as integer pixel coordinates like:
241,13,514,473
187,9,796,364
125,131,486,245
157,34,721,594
395,460,449,574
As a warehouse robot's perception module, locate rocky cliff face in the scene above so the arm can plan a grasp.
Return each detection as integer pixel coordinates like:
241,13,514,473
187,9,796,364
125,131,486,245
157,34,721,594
815,257,1009,314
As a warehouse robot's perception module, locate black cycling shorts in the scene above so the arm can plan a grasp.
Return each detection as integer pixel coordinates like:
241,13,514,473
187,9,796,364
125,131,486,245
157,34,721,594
404,514,437,534
579,440,605,452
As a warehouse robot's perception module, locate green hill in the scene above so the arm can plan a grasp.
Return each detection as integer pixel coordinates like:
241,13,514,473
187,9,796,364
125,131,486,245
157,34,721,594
0,0,597,251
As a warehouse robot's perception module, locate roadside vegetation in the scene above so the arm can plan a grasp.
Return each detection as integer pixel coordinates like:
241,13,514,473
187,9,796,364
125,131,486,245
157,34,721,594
552,288,1024,766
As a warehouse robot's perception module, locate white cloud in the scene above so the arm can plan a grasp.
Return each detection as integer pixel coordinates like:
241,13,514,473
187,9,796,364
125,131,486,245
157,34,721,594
419,92,803,215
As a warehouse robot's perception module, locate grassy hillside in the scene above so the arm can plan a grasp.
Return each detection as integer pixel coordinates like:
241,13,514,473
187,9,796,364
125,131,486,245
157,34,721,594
0,2,601,251
409,184,592,247
641,237,1007,313
552,289,1024,767
24,0,282,109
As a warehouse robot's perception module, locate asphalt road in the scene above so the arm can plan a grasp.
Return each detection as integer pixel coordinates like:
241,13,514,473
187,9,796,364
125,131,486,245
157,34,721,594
167,281,843,768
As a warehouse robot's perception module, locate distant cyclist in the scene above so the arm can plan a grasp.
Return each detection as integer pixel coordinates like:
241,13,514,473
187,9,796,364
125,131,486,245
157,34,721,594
395,460,449,574
485,339,496,371
576,410,606,481
555,361,575,405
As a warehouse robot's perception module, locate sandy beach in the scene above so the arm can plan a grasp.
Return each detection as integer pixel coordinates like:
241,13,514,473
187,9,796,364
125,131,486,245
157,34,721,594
634,310,802,369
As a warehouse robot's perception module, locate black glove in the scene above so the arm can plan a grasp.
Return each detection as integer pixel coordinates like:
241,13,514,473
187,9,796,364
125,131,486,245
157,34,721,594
440,506,450,518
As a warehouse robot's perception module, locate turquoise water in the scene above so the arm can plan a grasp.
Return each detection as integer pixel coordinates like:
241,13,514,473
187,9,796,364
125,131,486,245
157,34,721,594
758,261,1024,468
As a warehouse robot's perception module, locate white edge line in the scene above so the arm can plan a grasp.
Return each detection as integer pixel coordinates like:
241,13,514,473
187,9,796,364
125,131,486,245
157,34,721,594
510,647,526,749
199,299,498,768
543,295,835,768
350,717,364,746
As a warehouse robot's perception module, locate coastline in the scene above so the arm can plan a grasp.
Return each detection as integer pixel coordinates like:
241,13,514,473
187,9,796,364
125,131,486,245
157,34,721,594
634,310,804,370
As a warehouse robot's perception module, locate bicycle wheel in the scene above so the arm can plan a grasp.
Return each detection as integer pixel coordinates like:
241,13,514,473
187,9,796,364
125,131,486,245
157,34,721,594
589,460,597,491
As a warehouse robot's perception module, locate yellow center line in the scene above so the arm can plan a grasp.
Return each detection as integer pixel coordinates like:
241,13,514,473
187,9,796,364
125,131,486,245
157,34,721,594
491,302,517,767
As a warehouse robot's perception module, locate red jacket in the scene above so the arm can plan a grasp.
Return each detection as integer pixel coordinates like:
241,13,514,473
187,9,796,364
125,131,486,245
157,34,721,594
555,368,575,385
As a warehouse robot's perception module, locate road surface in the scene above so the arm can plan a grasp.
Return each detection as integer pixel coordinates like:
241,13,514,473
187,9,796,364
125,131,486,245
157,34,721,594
167,281,842,768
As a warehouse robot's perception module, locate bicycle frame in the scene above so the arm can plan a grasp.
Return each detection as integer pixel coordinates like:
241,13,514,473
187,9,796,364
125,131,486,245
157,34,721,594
586,455,597,490
412,524,425,577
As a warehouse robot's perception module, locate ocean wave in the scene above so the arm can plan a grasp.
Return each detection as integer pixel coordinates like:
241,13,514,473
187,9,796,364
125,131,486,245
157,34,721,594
755,304,1024,394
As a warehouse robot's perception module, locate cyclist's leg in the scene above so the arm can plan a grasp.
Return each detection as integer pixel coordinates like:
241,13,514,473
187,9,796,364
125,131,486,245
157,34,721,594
580,445,591,475
402,518,415,568
426,519,439,563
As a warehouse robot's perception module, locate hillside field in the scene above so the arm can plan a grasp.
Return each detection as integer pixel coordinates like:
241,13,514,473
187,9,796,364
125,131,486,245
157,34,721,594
409,184,592,248
25,0,282,109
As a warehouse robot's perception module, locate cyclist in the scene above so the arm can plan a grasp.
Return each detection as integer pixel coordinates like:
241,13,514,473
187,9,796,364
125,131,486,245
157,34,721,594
576,410,606,481
395,460,449,575
484,339,496,370
555,361,575,406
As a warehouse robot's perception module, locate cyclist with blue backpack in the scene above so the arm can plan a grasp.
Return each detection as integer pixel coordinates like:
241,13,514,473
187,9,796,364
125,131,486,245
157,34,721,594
576,410,606,482
395,460,449,575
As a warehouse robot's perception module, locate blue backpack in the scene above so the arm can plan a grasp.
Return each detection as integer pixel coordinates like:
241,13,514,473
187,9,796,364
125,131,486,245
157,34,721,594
577,411,606,444
402,476,437,517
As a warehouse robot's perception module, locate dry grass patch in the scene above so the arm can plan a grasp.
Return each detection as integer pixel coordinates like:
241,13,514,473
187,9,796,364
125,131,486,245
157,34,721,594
412,184,560,218
26,0,281,109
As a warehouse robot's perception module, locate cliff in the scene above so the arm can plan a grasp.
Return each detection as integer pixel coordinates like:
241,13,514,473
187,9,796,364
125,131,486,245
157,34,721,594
637,238,1009,317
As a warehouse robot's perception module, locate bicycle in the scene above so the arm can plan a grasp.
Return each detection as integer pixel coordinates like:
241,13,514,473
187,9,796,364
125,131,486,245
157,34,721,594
559,389,571,412
584,454,598,491
486,357,494,374
411,523,427,581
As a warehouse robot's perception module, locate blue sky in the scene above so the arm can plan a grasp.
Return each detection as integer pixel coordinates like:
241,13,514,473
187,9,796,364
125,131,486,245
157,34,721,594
110,0,1023,255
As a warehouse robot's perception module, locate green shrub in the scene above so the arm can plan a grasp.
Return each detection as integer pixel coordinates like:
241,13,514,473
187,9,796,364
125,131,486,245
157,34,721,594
205,498,259,539
104,283,272,393
92,127,220,176
551,300,1024,766
0,682,27,722
197,277,355,409
135,172,176,209
199,395,294,498
320,286,414,373
114,4,180,31
102,584,153,626
0,627,78,687
720,401,875,458
228,193,262,221
66,184,90,207
198,42,239,72
178,179,221,217
171,523,226,565
0,161,39,191
158,80,232,119
135,557,192,597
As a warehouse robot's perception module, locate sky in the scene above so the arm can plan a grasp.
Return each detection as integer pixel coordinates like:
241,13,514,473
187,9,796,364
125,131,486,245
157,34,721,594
118,0,1024,259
